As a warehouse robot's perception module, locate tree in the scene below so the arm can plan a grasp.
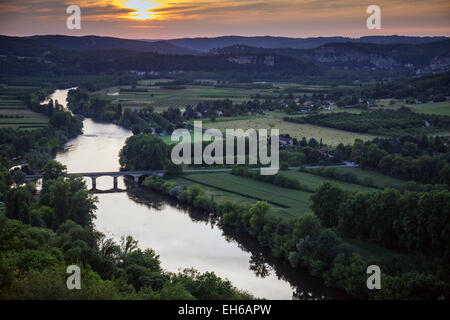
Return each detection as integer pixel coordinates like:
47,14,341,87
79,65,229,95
5,186,34,224
310,183,346,228
293,212,321,240
43,160,67,182
49,178,70,226
249,201,270,238
165,161,183,177
132,125,141,136
308,138,319,148
12,170,26,185
119,134,168,171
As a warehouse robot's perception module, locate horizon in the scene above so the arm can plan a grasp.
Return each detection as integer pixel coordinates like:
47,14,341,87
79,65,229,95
3,33,449,41
1,1,449,39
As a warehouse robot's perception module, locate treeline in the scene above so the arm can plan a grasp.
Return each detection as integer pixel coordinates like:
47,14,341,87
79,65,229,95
350,138,449,185
67,89,123,122
183,99,272,120
312,182,450,261
67,89,183,135
0,115,82,171
356,71,450,103
284,108,450,136
231,167,314,192
142,175,449,299
305,167,376,188
118,132,335,174
0,160,252,300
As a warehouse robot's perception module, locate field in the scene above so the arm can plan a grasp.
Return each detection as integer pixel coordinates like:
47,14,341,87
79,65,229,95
93,81,358,113
94,81,283,112
177,172,313,218
203,117,378,146
333,167,408,188
405,101,450,116
279,170,378,192
172,169,386,218
0,85,48,129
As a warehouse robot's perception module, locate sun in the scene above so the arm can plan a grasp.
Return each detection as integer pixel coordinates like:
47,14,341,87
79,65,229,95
118,0,163,20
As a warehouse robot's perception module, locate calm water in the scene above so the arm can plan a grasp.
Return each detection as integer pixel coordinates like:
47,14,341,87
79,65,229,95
51,89,346,300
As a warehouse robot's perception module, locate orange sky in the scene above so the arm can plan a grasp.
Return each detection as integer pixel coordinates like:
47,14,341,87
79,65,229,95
0,0,449,39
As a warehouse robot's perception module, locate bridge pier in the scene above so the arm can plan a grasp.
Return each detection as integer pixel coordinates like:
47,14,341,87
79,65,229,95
134,175,140,184
91,177,97,190
113,176,118,190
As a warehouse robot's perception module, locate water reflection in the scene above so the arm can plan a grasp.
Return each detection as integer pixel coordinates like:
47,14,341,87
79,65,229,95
50,86,348,299
122,186,348,300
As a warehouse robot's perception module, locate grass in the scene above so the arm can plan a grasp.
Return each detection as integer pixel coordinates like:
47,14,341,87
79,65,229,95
334,167,408,189
178,172,313,218
94,83,282,112
405,101,450,116
0,85,48,129
203,117,378,146
279,170,378,192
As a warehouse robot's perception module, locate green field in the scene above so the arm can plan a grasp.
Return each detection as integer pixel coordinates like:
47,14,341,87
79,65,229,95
279,170,378,192
203,117,378,146
405,101,450,116
94,82,282,112
333,167,408,188
0,85,48,129
178,172,313,218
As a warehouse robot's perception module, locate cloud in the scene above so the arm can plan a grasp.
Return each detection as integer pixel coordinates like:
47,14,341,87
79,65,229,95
0,0,448,38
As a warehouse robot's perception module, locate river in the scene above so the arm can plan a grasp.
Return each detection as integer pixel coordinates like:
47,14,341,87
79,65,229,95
51,88,346,300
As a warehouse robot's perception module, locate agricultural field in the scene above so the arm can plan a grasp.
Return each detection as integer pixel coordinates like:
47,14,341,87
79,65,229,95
93,81,282,112
203,117,378,146
376,99,450,116
179,172,313,218
333,167,408,189
170,176,269,209
279,170,378,192
405,101,450,116
0,85,48,129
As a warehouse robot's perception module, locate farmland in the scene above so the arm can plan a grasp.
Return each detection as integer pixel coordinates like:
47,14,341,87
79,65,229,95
203,117,378,146
332,167,408,188
279,170,378,192
405,101,450,116
0,85,48,129
176,172,312,218
170,169,387,219
93,81,283,112
92,80,359,113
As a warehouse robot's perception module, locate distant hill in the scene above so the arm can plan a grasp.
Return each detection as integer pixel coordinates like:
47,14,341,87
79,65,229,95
27,35,200,55
213,40,450,72
0,35,58,56
156,35,448,52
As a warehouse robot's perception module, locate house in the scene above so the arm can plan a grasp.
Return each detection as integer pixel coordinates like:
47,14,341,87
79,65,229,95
300,105,311,113
279,135,294,146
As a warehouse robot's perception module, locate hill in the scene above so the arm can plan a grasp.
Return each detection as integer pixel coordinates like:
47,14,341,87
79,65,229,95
160,35,447,52
214,40,450,71
27,35,199,55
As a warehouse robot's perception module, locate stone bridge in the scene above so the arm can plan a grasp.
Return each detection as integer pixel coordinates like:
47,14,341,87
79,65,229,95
25,170,165,190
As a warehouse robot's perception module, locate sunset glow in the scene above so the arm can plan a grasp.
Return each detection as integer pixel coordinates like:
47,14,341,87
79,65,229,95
117,0,163,20
0,0,448,38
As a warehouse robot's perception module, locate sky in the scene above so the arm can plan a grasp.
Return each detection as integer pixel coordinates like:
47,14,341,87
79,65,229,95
0,0,449,39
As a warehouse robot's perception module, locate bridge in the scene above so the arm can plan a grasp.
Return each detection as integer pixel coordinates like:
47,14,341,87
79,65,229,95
25,170,163,190
24,162,358,191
